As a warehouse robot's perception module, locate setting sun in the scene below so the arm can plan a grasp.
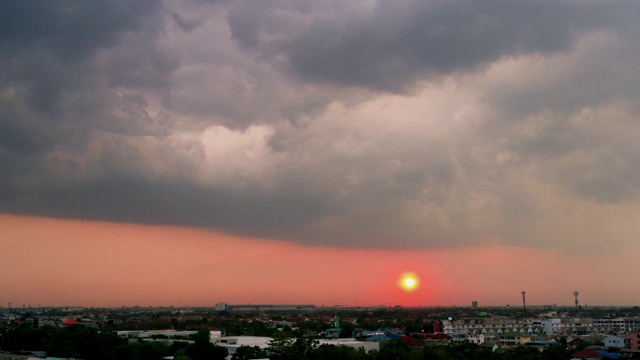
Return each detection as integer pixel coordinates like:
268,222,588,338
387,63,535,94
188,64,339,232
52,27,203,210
398,271,420,292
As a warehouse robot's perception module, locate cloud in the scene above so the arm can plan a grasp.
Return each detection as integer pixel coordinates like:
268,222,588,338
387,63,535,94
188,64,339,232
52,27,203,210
1,0,640,252
0,1,171,174
0,1,161,60
227,0,638,92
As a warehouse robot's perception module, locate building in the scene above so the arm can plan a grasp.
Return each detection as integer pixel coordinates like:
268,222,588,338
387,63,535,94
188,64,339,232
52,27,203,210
541,318,563,335
466,334,485,344
629,332,640,350
571,349,606,359
212,336,378,356
225,304,316,311
603,334,628,349
443,315,640,342
423,333,452,346
499,332,531,346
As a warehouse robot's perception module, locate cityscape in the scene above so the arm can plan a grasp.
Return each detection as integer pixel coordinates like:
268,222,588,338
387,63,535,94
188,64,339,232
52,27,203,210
2,299,640,359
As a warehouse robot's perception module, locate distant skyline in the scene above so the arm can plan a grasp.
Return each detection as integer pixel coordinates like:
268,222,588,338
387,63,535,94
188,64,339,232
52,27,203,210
2,1,640,307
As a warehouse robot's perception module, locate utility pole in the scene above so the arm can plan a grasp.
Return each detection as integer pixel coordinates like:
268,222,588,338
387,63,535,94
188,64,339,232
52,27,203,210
521,291,527,319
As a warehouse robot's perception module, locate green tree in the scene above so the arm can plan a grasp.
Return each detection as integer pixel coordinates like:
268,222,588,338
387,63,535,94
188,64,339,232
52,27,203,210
0,324,52,351
543,344,572,360
169,340,190,355
104,341,170,360
340,322,355,338
267,335,295,360
267,335,318,360
232,345,268,360
503,346,541,360
185,328,228,360
378,341,411,360
44,325,128,360
309,344,375,360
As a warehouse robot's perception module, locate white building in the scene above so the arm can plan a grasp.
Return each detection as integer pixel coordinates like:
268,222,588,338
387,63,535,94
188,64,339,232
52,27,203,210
466,334,486,344
441,317,520,339
443,316,633,339
541,318,562,335
604,335,628,349
213,336,378,358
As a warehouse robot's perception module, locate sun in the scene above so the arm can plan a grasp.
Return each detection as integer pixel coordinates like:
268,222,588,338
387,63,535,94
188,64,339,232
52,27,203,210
397,271,420,292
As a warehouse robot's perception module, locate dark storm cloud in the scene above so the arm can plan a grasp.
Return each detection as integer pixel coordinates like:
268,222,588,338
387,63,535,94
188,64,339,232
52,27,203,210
0,0,176,209
228,0,638,92
0,173,338,241
0,0,161,61
2,0,640,251
0,1,169,153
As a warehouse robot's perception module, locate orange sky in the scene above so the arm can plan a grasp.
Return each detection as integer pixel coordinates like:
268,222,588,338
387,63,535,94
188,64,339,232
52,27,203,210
1,213,637,308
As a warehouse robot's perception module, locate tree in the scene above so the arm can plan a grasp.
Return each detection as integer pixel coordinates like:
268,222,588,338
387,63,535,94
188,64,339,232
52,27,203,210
340,323,355,338
267,335,317,360
543,345,572,360
169,340,190,355
378,341,411,360
103,341,170,360
309,344,375,360
185,328,228,360
191,328,212,344
232,345,268,360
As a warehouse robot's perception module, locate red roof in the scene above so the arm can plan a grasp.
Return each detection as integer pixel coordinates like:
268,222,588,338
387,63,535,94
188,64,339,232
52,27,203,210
428,333,452,340
400,336,425,347
568,338,584,345
571,349,604,358
62,318,80,326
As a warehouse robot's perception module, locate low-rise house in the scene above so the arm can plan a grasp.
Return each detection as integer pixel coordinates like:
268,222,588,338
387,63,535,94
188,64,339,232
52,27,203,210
466,334,485,344
525,338,557,352
424,333,451,346
571,349,605,359
569,337,585,349
604,335,628,349
400,336,425,348
479,340,505,352
499,331,531,346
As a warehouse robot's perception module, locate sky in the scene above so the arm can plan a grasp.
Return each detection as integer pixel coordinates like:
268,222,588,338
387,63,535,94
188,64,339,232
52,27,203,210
1,0,640,308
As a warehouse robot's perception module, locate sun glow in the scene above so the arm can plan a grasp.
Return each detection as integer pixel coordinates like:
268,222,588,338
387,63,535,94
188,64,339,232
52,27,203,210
398,271,419,292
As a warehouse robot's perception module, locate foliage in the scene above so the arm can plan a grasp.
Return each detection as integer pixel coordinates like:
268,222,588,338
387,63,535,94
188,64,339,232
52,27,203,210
184,328,228,360
231,345,269,360
0,324,54,351
268,335,318,360
542,345,573,360
378,340,412,360
104,341,170,360
309,344,374,360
